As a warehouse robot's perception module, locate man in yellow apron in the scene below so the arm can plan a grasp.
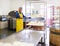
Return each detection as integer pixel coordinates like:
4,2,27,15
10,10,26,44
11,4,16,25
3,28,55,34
16,7,26,32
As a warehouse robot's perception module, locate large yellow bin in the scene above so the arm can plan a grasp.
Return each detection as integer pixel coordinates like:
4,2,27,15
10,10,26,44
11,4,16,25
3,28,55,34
16,18,23,32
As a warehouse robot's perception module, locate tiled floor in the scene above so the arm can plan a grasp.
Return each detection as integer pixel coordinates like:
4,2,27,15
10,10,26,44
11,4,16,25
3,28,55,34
0,29,15,39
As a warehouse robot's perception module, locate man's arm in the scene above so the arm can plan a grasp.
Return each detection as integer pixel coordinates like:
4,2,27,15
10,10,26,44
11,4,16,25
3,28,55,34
22,13,31,19
15,11,20,18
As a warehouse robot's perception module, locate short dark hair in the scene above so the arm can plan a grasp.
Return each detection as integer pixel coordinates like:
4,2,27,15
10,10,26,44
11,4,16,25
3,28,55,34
19,7,22,9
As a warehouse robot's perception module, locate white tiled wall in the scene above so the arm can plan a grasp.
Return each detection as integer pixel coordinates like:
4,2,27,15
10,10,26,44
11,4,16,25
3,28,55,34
0,0,60,15
0,0,25,15
0,0,10,15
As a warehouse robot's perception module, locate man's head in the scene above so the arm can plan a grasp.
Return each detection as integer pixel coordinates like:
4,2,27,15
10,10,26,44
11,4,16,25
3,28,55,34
18,7,22,13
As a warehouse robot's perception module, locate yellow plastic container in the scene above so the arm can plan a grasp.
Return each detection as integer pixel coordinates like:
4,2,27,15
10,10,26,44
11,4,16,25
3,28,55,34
16,18,23,32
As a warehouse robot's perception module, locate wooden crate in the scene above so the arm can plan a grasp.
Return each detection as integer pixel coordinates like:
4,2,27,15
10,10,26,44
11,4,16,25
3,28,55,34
50,28,60,46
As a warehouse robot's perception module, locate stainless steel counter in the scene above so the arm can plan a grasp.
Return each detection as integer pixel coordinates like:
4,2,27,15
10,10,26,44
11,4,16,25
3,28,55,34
0,29,45,46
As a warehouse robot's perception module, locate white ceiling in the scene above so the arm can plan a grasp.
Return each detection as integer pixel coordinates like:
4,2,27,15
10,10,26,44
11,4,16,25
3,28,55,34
26,0,60,6
46,0,60,5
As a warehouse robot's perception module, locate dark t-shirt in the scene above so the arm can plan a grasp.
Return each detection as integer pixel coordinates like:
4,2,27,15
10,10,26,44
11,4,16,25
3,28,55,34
15,11,26,18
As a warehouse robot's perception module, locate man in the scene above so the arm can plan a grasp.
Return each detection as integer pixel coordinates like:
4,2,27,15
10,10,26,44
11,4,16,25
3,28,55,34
15,7,26,32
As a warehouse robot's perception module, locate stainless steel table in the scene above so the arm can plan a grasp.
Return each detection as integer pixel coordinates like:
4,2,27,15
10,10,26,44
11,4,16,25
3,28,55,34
0,29,45,46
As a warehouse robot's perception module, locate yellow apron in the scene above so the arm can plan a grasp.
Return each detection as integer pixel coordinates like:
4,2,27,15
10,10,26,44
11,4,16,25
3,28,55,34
16,13,23,32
